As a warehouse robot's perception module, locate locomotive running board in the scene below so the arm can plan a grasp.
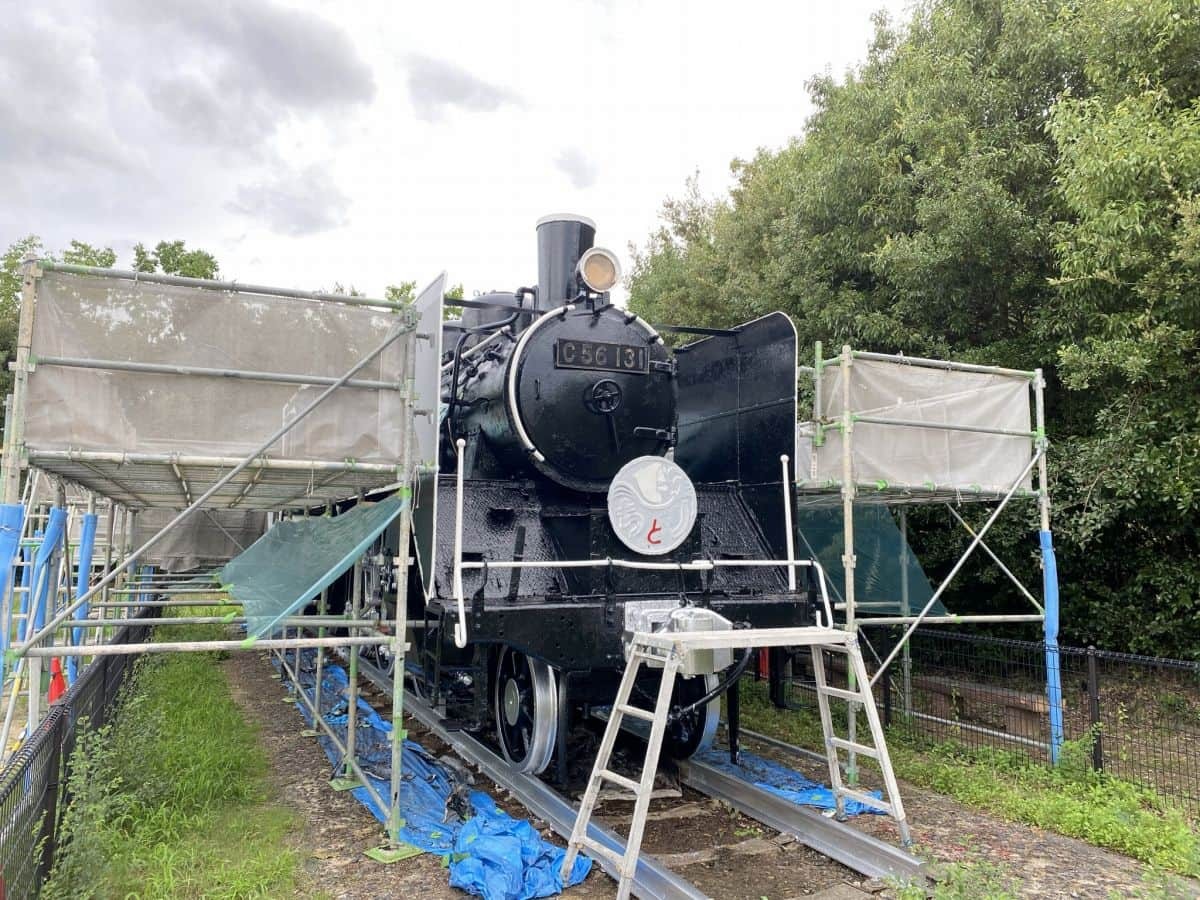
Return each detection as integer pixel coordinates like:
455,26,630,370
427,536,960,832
379,664,708,900
677,757,925,882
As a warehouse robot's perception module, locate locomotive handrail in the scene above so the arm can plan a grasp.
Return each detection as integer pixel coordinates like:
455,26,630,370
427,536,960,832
453,438,468,647
454,557,835,632
439,326,512,374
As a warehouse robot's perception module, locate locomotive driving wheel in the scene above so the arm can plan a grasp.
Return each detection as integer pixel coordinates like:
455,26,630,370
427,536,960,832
664,673,720,759
494,646,558,774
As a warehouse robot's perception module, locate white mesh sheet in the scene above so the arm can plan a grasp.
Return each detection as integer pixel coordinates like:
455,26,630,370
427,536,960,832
24,270,411,464
803,358,1034,495
132,507,267,572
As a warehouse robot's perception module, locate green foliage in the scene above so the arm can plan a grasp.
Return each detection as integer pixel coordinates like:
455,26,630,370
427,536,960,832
628,0,1200,656
385,280,463,314
44,615,300,898
739,684,1200,876
892,860,1019,899
61,240,116,269
0,235,42,408
385,280,417,304
133,239,219,279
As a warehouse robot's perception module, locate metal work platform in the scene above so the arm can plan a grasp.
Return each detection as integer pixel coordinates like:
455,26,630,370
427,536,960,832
564,625,912,900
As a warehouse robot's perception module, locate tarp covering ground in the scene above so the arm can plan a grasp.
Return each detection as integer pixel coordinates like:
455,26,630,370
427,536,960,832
694,747,884,816
220,497,404,637
279,651,592,899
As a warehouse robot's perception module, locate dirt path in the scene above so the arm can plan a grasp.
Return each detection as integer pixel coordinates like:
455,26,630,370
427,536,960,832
224,651,1194,899
741,733,1199,899
223,651,875,899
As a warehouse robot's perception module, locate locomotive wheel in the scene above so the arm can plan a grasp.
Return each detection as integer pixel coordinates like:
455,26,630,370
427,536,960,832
664,674,720,759
494,646,558,774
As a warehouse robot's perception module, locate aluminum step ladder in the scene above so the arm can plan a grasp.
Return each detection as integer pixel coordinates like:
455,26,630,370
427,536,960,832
561,626,911,900
560,636,682,900
810,640,912,846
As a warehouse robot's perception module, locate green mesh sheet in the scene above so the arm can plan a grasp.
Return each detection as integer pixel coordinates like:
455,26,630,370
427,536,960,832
795,505,945,619
221,496,405,637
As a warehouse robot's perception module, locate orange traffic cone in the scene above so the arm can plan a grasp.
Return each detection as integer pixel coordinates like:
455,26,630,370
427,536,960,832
48,658,66,703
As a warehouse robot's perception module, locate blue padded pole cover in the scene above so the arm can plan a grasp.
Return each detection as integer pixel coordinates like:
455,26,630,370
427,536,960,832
0,504,25,654
67,512,99,683
1041,529,1064,763
0,503,25,686
30,507,67,635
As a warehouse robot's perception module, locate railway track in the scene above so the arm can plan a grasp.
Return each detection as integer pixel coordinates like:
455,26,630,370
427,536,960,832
355,656,924,899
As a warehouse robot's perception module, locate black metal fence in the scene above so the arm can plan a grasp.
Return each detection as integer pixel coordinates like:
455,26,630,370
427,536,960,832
0,615,155,900
785,630,1200,818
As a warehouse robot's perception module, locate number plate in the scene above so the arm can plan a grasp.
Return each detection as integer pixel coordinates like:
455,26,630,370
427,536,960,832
554,339,649,374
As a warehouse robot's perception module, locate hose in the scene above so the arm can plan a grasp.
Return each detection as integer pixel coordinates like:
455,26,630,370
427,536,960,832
667,647,754,724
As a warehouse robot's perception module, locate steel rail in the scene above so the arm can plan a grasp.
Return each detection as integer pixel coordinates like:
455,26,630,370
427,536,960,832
354,657,706,900
677,758,924,881
356,656,926,894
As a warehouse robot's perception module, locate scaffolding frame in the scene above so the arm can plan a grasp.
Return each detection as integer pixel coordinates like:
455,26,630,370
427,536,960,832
0,258,439,862
795,343,1062,772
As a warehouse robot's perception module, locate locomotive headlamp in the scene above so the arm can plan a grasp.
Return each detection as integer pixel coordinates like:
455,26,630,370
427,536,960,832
577,247,621,293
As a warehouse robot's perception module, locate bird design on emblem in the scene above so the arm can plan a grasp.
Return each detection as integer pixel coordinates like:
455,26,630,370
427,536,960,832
608,457,698,555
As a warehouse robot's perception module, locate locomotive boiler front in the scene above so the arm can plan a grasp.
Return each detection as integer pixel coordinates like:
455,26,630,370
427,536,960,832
448,216,677,492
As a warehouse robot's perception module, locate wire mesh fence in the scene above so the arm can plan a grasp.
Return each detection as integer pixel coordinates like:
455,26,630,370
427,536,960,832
0,614,155,899
783,630,1200,818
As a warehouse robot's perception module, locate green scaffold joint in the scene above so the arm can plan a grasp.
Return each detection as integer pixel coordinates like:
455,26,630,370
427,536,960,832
240,635,259,650
874,479,888,491
222,610,238,624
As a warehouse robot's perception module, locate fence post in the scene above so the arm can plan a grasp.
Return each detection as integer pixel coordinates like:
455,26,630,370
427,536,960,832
36,714,63,886
1086,645,1103,771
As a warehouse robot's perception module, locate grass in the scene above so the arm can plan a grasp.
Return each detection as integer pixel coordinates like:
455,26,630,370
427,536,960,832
738,681,1200,878
891,860,1020,899
43,610,302,899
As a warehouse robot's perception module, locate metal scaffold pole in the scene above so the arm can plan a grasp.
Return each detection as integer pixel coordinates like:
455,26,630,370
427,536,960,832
899,508,911,718
839,344,859,784
332,488,367,793
368,334,420,863
1035,368,1064,763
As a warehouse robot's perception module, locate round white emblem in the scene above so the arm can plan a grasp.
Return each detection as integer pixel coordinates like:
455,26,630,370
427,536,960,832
607,456,698,556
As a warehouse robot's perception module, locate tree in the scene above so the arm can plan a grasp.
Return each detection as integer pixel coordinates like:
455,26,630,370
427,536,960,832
627,0,1200,655
0,236,44,414
1045,0,1200,651
61,240,116,269
383,281,463,304
133,240,218,279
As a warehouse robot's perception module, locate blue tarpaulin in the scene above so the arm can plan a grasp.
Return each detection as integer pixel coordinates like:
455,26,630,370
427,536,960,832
694,747,884,816
281,651,592,899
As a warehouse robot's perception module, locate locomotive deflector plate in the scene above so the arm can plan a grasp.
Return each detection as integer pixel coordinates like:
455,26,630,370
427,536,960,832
412,273,446,600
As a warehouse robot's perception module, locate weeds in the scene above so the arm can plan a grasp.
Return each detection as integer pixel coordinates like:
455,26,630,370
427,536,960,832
44,611,300,898
738,682,1200,877
891,860,1019,899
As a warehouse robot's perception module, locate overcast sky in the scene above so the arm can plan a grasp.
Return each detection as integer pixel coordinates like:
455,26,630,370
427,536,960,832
0,0,907,300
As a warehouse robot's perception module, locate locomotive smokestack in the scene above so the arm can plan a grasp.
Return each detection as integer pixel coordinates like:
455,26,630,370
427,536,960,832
535,214,595,310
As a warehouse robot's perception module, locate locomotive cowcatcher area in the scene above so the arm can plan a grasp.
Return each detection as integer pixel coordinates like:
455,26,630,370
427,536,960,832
2,214,1193,900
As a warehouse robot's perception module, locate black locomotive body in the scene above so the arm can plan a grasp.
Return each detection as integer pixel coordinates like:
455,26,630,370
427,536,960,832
359,215,813,778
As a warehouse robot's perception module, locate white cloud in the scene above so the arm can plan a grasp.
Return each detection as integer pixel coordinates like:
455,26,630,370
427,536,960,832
0,0,909,300
406,55,523,122
555,148,598,189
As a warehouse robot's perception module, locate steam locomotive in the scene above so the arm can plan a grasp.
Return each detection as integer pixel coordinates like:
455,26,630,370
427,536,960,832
349,215,816,780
